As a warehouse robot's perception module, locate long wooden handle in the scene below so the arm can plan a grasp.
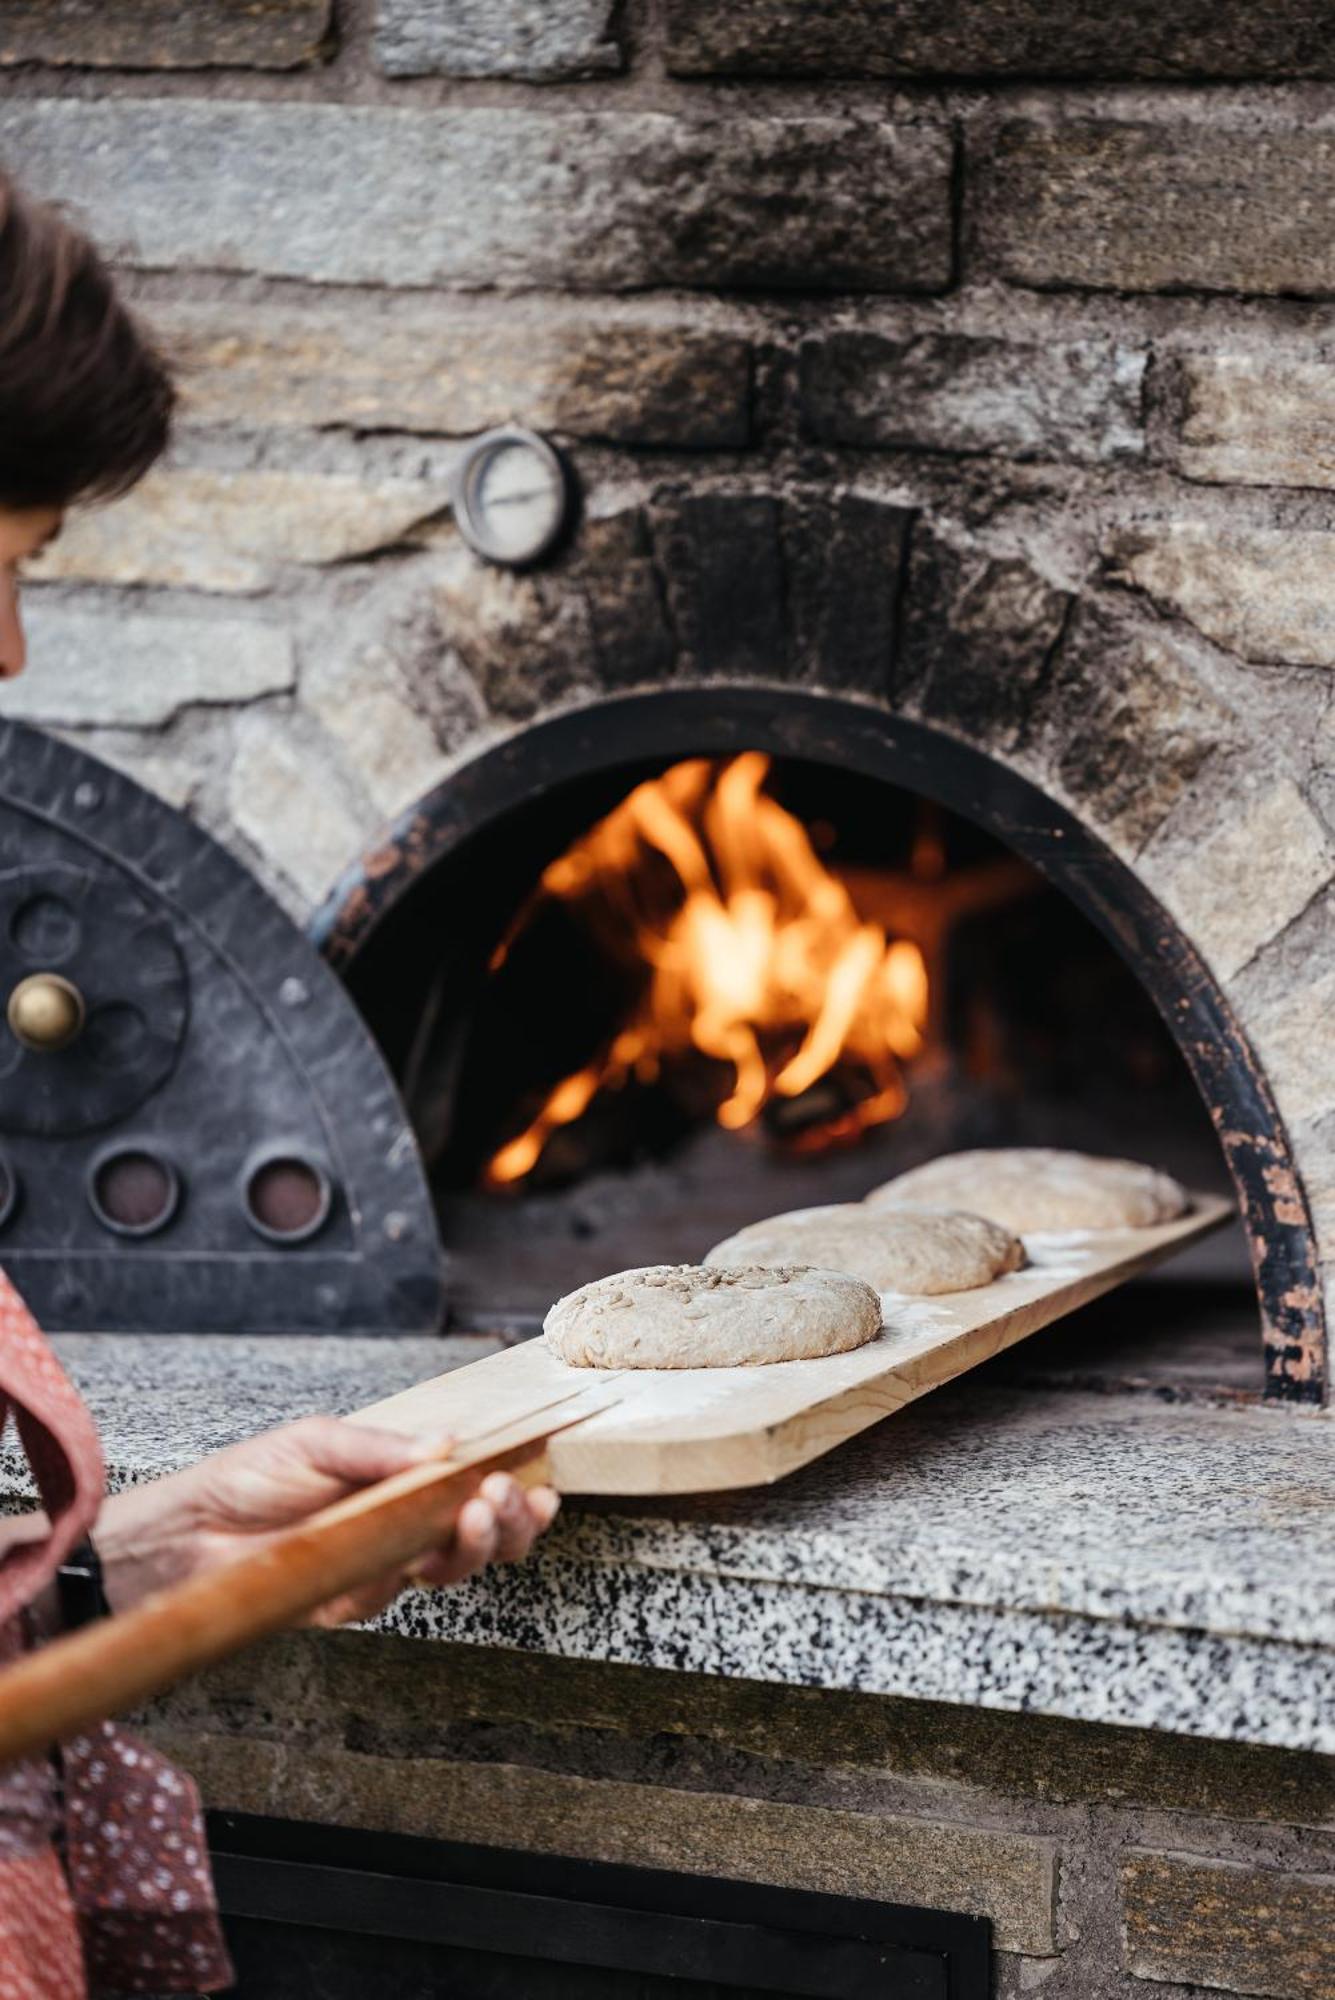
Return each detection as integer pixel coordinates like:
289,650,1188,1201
0,1434,552,1769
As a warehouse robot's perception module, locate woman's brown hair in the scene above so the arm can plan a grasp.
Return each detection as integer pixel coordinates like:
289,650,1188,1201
0,173,174,510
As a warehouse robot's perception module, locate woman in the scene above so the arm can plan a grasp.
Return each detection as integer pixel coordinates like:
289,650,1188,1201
0,176,559,1997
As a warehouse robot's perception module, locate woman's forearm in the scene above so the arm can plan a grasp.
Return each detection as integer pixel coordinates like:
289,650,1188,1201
0,1512,49,1562
0,1510,61,1640
91,1418,556,1624
1,1417,556,1638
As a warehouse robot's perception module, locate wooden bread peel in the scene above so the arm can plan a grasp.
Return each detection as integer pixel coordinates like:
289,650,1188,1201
0,1190,1228,1765
0,1380,620,1769
362,1192,1232,1495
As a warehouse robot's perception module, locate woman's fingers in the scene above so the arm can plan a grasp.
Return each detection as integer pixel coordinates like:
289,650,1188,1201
418,1494,501,1586
282,1415,451,1489
100,1411,554,1625
309,1516,493,1618
308,1473,561,1622
410,1482,560,1590
479,1473,532,1562
521,1485,561,1540
471,1475,560,1564
307,1578,402,1629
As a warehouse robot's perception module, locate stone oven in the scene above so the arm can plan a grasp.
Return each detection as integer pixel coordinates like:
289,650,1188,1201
2,4,1335,1996
317,681,1308,1384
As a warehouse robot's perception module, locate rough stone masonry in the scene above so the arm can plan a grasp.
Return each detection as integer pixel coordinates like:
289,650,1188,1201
3,10,1335,1983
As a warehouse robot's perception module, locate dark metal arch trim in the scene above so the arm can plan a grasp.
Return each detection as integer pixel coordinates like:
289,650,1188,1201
314,686,1323,1403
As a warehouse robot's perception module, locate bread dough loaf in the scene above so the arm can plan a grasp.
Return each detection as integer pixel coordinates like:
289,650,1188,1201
706,1202,1024,1295
865,1148,1188,1233
543,1262,884,1369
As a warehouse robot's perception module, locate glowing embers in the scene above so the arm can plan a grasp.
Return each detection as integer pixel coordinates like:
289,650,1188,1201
487,754,930,1188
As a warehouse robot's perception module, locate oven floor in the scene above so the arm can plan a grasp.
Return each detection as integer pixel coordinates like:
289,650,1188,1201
440,1108,1247,1334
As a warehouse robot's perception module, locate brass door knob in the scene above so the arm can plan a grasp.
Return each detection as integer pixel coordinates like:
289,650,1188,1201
8,973,86,1052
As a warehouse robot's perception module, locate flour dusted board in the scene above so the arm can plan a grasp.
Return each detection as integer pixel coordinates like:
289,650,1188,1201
360,1194,1232,1495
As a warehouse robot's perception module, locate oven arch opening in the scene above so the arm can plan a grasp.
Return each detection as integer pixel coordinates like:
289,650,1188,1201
313,686,1323,1405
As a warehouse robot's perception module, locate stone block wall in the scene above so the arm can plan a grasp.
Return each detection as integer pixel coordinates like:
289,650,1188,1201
1,3,1335,1334
146,1630,1335,1999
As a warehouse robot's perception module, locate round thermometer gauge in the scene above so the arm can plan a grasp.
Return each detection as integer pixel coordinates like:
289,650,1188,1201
451,426,573,568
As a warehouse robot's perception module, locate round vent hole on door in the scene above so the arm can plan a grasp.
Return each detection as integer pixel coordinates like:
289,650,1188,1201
83,1002,150,1071
244,1155,332,1244
90,1149,180,1237
10,893,80,964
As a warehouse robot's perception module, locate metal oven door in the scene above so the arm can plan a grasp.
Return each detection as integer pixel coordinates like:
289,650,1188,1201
0,722,443,1335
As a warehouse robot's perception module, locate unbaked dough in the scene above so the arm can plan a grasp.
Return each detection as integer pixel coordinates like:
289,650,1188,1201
543,1263,884,1369
865,1148,1188,1233
705,1202,1024,1295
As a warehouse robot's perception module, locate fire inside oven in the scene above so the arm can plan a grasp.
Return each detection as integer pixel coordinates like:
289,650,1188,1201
346,751,1236,1333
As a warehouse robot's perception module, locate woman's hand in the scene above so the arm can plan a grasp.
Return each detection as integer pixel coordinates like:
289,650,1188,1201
94,1417,560,1627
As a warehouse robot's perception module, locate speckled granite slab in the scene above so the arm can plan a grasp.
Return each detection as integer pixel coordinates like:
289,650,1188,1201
4,1331,1333,1752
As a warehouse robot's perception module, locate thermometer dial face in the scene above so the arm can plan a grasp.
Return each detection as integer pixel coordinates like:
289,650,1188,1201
452,427,572,568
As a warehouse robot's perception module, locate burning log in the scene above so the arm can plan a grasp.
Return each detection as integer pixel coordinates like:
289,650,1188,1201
486,753,930,1188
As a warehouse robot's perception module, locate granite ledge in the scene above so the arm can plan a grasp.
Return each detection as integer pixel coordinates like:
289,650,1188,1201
3,1331,1333,1755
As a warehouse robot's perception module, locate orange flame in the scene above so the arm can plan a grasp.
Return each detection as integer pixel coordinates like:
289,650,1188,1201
486,754,929,1187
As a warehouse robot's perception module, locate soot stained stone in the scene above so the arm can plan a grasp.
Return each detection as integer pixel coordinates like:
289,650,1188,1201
434,558,599,723
579,514,678,692
434,513,675,719
0,100,954,296
648,494,787,682
894,528,1070,748
154,298,753,449
665,0,1335,80
441,488,908,702
781,493,912,695
799,330,1146,463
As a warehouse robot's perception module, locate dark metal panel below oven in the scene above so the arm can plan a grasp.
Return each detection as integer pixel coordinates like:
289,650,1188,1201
208,1813,990,1998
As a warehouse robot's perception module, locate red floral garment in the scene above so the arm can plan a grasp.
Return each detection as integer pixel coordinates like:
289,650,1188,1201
0,1270,232,1997
0,1629,83,2000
